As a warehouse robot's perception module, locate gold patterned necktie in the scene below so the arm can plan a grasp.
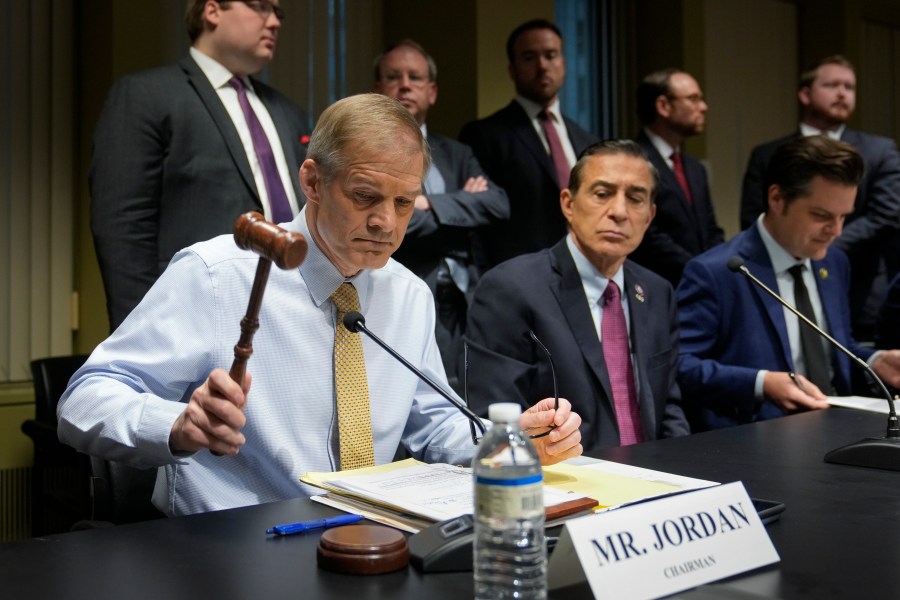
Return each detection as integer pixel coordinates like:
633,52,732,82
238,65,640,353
331,283,375,470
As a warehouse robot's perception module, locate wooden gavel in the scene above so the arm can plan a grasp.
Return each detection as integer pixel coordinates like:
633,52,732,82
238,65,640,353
228,211,308,386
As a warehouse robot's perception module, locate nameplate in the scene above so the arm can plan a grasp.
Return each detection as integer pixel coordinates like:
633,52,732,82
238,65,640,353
547,481,779,599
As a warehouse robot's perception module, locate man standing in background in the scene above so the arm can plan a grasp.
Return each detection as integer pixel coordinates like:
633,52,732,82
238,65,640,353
86,0,310,524
631,68,724,287
373,40,508,388
459,18,597,268
740,56,900,341
91,0,311,331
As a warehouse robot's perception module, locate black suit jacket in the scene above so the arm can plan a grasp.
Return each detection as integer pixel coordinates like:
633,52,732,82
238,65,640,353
631,133,724,285
740,129,900,244
459,101,598,267
876,273,900,351
463,239,689,451
90,55,312,330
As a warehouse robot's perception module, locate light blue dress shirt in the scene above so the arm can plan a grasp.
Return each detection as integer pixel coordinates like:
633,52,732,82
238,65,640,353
58,207,480,516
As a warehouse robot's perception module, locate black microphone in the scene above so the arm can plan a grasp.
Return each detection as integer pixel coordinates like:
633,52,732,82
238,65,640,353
728,255,900,471
342,311,486,441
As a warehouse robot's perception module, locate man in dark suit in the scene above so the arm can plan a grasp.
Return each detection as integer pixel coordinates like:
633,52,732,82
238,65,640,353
373,40,509,387
740,56,900,341
631,69,724,286
464,140,689,451
876,273,900,351
680,136,900,430
459,19,598,268
91,0,311,331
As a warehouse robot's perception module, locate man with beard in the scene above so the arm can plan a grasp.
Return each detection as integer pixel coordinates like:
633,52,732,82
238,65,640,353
631,68,724,286
740,56,900,341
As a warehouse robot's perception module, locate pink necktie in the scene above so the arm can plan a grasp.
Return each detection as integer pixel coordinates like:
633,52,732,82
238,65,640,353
601,281,643,446
670,152,693,204
230,77,294,224
539,109,570,189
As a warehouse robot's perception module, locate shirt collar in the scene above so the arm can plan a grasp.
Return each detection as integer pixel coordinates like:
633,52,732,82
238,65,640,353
287,206,371,310
189,47,244,91
643,127,678,161
799,122,845,140
756,214,811,275
566,234,625,304
516,95,563,123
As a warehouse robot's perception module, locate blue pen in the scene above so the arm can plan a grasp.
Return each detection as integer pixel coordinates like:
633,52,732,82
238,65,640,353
266,513,363,536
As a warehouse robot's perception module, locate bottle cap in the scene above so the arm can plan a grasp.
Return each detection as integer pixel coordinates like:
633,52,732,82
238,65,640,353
488,402,522,423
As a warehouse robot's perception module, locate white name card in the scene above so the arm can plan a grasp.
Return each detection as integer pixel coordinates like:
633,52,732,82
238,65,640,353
547,481,779,599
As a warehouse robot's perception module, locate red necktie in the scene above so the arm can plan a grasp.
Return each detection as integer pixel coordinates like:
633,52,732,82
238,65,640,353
670,152,693,204
230,77,294,224
539,109,570,189
601,281,643,446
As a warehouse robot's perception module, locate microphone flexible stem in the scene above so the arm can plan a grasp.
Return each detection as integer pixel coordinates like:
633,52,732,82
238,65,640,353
735,264,899,435
353,320,487,437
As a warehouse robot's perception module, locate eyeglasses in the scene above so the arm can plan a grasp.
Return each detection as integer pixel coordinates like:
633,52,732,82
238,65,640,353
229,0,285,21
379,72,432,88
667,93,704,104
463,330,559,441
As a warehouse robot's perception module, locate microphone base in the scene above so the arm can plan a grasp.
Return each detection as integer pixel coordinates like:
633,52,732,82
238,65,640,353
824,437,900,471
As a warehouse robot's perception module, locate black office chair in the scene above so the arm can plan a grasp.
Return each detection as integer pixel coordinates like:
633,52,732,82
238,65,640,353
22,355,93,535
23,355,164,532
89,457,163,524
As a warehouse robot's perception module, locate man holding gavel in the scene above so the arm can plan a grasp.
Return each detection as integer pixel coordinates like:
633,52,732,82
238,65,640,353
58,93,583,517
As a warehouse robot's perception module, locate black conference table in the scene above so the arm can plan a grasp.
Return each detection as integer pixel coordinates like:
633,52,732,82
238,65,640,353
2,408,898,599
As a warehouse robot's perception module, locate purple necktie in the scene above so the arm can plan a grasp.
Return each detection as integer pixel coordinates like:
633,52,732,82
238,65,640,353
601,281,643,446
670,152,693,204
230,77,293,224
538,108,570,189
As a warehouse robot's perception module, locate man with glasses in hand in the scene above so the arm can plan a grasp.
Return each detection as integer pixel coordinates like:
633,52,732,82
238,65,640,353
91,0,311,333
60,94,583,517
463,140,690,451
630,69,724,287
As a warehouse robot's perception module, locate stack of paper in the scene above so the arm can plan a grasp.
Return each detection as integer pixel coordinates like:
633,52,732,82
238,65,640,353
301,458,717,533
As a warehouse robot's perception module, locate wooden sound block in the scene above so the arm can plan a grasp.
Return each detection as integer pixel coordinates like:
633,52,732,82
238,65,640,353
317,524,409,575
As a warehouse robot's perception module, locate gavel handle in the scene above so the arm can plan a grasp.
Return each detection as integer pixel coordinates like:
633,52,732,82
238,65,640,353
229,257,273,385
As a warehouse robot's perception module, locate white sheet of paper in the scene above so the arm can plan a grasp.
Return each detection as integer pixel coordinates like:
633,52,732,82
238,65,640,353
828,395,899,415
323,463,583,521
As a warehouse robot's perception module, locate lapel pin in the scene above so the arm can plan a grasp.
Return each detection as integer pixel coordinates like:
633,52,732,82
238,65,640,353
818,268,828,280
634,284,645,303
300,135,310,144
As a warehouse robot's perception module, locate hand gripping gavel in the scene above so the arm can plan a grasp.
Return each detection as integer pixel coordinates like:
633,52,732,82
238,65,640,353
228,211,308,386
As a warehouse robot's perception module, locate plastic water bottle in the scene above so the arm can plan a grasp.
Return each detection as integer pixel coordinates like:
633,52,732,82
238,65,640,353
473,402,546,599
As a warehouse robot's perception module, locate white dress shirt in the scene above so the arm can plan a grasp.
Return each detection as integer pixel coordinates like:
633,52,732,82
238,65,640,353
753,215,832,396
58,207,479,516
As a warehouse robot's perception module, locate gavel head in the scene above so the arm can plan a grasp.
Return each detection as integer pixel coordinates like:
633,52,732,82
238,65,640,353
233,212,308,270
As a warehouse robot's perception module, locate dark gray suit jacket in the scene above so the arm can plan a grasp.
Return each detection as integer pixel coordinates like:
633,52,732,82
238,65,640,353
459,101,598,267
631,132,724,286
463,239,689,451
394,132,509,282
90,55,312,330
393,132,509,383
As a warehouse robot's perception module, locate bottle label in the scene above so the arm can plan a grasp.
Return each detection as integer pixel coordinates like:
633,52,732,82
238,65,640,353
475,474,544,519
